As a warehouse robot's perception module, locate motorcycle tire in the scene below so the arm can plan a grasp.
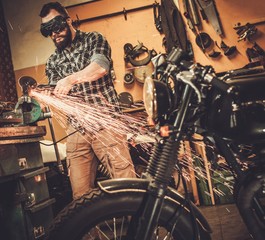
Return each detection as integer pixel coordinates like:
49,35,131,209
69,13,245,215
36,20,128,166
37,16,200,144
46,188,211,240
235,169,265,240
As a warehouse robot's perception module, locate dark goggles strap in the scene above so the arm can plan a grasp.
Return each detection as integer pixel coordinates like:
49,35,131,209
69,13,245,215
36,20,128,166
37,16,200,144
40,15,67,37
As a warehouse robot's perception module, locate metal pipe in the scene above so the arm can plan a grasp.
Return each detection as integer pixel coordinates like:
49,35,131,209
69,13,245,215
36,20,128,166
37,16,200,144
73,4,154,26
45,107,64,174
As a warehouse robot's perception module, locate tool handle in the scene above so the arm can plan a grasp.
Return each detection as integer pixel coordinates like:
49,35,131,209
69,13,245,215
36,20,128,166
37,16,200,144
187,0,200,25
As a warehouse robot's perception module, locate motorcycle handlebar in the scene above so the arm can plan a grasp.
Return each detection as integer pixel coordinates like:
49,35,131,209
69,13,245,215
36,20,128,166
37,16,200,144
204,73,229,91
204,73,238,95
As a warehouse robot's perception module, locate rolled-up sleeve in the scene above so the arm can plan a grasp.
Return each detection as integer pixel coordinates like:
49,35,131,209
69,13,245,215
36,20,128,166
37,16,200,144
90,54,110,71
88,32,111,70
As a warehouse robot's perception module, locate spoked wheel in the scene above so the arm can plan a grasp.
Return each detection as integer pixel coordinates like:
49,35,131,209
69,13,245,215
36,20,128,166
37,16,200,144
46,188,211,240
79,216,174,240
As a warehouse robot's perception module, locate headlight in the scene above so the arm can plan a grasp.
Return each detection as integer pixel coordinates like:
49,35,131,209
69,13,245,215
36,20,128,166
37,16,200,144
143,77,156,119
143,77,172,120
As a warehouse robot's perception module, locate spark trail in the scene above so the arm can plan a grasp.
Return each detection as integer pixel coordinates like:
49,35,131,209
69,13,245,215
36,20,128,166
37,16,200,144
31,88,235,197
32,88,148,138
31,88,153,177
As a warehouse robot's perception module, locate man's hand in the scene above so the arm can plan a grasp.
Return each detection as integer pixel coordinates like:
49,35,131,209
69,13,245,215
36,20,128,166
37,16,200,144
54,76,73,96
53,61,107,96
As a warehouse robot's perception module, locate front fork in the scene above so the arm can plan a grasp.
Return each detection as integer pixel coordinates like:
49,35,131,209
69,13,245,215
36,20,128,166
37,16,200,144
129,84,194,240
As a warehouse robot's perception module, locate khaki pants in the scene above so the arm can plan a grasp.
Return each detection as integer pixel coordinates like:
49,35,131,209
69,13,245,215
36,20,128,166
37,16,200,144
66,126,136,199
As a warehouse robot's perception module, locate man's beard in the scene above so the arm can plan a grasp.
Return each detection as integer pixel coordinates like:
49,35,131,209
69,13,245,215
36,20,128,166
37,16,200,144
53,26,72,51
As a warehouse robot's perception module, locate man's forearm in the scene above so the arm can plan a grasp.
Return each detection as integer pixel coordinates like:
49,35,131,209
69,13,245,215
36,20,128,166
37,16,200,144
70,61,107,85
53,61,108,96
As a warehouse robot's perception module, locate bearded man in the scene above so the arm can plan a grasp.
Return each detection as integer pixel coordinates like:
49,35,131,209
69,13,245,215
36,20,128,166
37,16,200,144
39,2,136,199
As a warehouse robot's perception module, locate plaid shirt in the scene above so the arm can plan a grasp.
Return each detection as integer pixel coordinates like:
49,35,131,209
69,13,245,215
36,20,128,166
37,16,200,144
45,30,120,108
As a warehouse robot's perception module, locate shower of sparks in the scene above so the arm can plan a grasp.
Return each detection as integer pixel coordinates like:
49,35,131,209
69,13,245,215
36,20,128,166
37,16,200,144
31,87,154,176
18,25,22,32
175,140,235,200
7,20,14,30
31,88,236,199
32,88,146,135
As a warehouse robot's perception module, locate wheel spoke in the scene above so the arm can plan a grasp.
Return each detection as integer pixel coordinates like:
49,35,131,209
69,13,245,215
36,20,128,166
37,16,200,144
95,225,111,240
113,218,117,240
119,217,125,240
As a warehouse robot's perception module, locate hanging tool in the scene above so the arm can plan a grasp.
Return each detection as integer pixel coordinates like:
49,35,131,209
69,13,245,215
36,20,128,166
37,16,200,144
194,32,221,58
195,32,212,49
246,42,265,63
72,4,154,27
187,0,201,27
153,2,163,33
216,41,237,57
183,0,196,33
195,0,208,21
183,0,222,59
183,0,201,33
234,17,265,30
235,23,257,42
183,0,216,55
234,17,265,42
196,0,223,36
208,49,221,58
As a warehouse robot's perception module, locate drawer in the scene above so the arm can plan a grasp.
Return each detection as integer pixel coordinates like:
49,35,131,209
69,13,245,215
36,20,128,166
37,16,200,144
0,198,55,240
0,144,20,177
0,141,44,179
17,142,44,172
25,198,55,239
20,167,50,207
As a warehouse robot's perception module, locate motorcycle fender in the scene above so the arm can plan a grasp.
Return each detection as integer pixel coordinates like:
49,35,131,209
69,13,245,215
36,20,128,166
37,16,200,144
98,178,149,193
98,178,212,233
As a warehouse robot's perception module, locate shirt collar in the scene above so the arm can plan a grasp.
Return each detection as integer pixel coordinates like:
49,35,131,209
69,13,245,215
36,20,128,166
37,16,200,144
55,30,83,54
72,29,83,43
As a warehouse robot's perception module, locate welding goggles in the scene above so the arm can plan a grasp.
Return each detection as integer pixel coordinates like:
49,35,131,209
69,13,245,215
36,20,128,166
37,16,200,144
40,15,68,37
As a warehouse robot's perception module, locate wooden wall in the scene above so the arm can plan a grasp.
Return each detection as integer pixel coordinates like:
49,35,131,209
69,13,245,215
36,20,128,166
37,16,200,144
183,0,265,72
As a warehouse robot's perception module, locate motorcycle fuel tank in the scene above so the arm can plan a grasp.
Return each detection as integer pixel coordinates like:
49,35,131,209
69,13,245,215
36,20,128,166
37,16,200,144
205,72,265,144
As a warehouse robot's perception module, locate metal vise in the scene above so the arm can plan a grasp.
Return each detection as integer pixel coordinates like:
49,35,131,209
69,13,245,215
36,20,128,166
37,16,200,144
3,76,51,125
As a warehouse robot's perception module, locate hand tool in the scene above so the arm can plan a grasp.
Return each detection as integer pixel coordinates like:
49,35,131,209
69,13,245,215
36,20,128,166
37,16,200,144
196,0,223,35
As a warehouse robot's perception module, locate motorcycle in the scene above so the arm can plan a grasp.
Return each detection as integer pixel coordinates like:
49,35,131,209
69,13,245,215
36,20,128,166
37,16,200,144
45,47,265,240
